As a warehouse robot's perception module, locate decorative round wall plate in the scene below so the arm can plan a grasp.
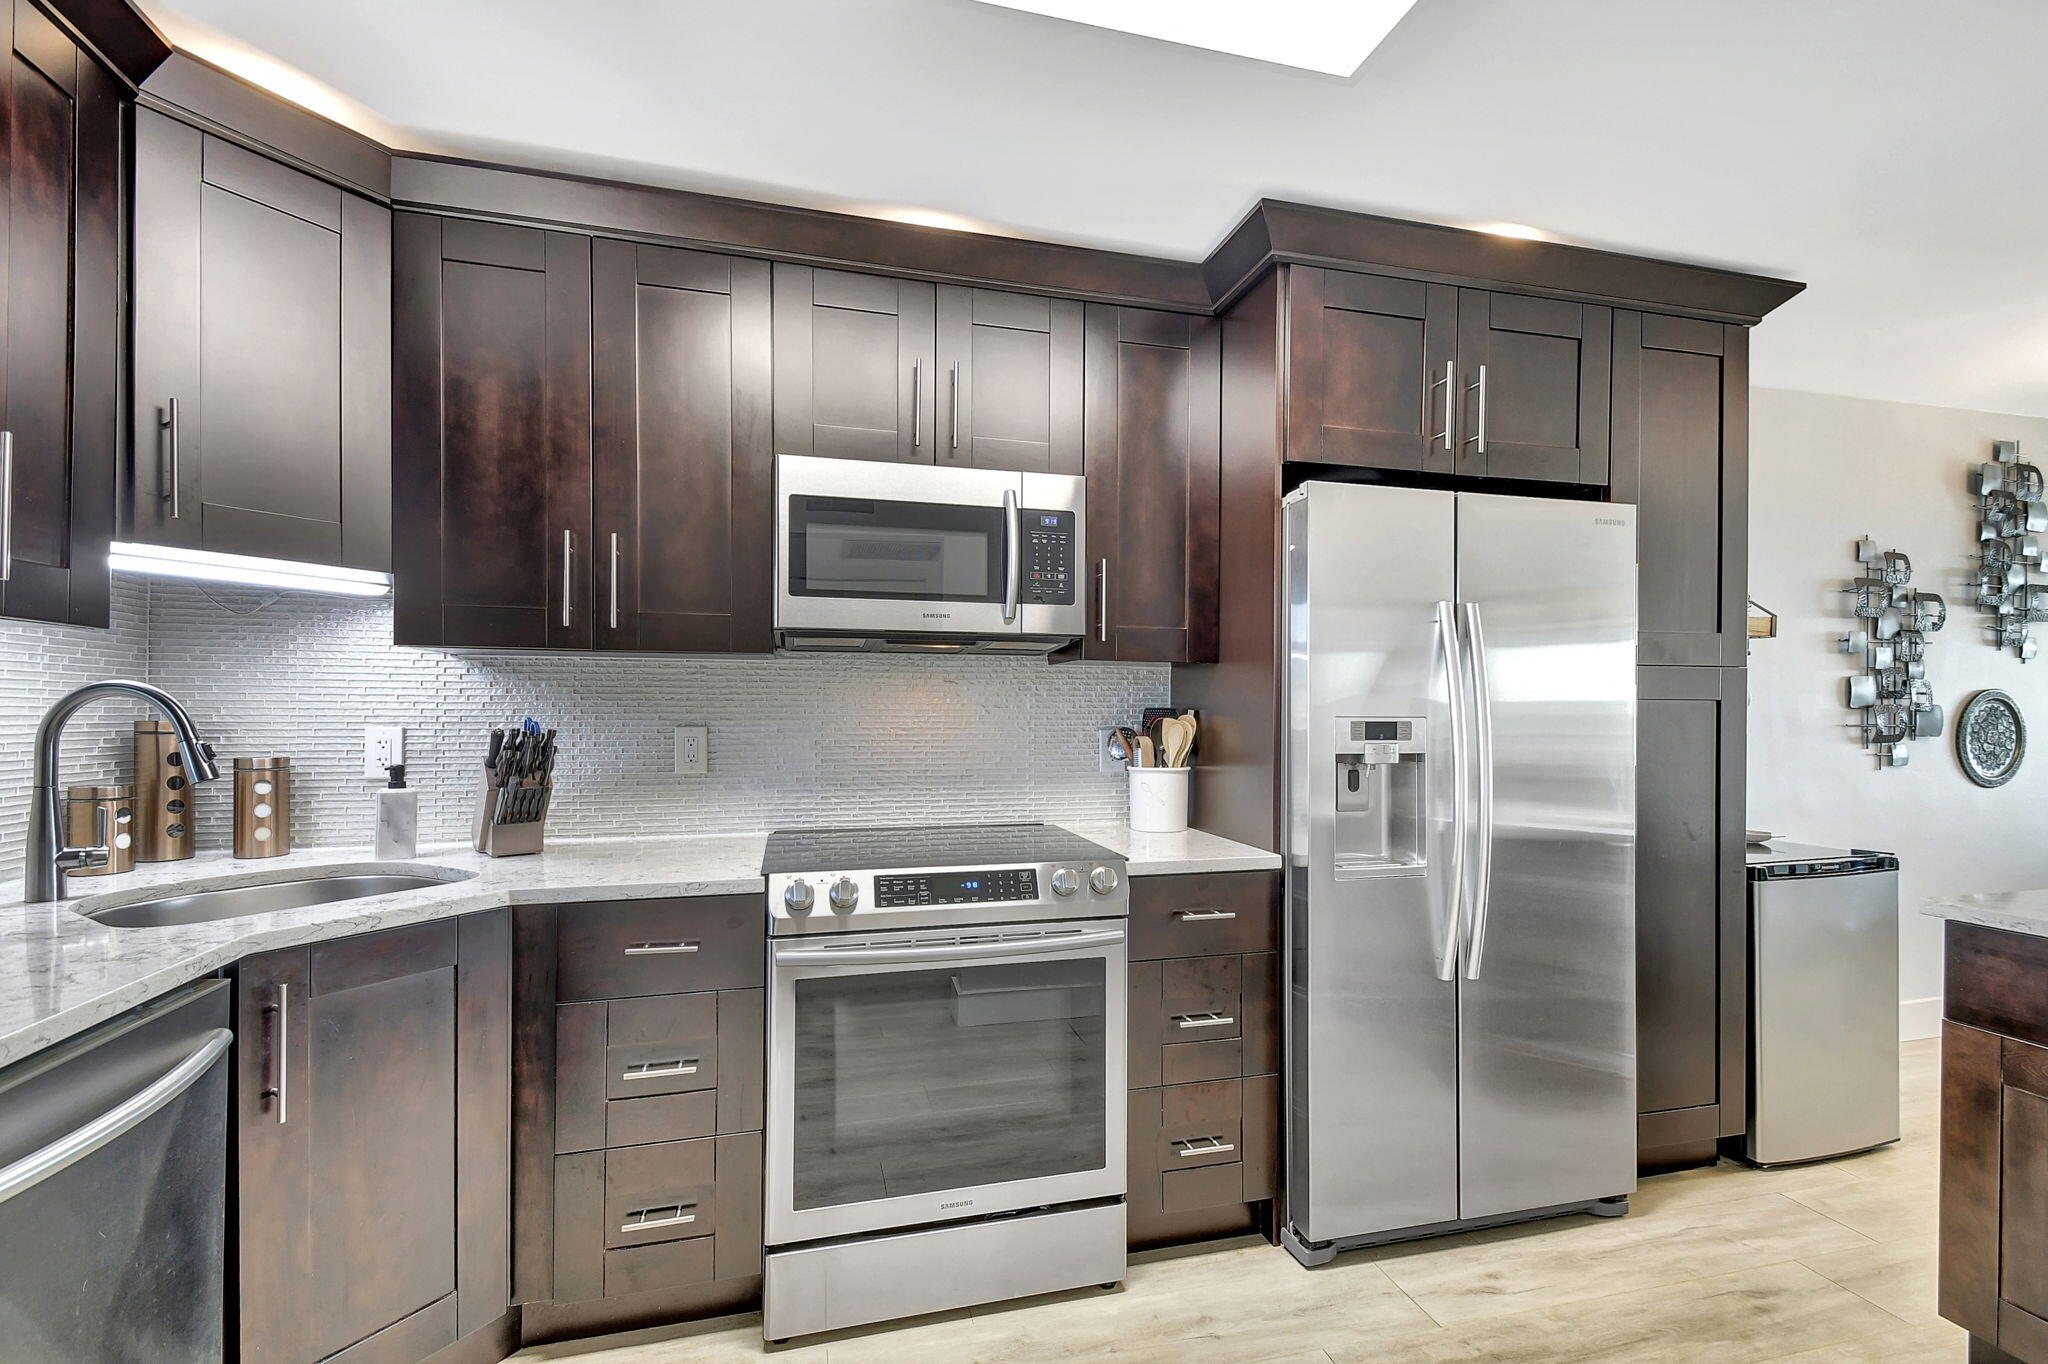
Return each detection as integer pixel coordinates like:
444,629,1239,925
1957,689,2027,788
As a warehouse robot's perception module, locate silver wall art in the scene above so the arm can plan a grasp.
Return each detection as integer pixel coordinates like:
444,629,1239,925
1841,537,1947,767
1972,439,2047,661
1957,689,2027,787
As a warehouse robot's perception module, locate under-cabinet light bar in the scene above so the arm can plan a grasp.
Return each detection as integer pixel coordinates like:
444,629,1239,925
108,542,392,598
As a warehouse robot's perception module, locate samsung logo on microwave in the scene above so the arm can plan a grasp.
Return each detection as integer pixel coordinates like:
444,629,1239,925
1594,517,1628,527
939,1199,974,1210
921,611,953,620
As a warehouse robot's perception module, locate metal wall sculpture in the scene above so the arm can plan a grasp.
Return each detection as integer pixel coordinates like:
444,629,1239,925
1841,537,1947,767
1957,689,2027,787
1973,439,2047,660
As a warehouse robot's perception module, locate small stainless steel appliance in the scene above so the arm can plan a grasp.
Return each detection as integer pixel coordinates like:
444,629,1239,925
762,822,1129,1341
1744,842,1901,1166
1282,481,1638,1265
774,453,1085,651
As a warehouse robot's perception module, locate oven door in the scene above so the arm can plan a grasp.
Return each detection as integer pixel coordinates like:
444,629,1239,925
766,919,1127,1245
777,454,1020,638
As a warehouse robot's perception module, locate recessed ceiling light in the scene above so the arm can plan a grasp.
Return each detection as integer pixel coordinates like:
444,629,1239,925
109,542,392,597
1475,222,1552,242
972,0,1422,77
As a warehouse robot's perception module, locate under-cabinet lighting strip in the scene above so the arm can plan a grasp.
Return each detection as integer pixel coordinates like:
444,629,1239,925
107,542,392,598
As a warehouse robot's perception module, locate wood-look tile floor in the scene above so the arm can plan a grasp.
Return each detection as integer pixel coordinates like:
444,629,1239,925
514,1041,1953,1364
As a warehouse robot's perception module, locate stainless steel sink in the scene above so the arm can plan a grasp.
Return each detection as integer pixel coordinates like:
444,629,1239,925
82,870,474,928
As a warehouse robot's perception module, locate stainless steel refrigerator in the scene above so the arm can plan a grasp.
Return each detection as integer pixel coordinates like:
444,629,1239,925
1280,480,1637,1265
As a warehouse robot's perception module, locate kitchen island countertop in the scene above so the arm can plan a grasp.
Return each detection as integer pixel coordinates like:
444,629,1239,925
0,822,1278,1067
1924,889,2048,941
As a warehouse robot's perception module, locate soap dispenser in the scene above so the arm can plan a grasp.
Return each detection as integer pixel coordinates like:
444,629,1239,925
375,764,418,859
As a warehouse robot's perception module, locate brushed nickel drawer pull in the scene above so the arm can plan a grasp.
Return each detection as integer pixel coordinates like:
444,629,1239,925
1173,1136,1235,1158
621,1059,700,1081
620,1203,698,1235
623,940,699,956
1173,1012,1236,1030
1175,909,1236,922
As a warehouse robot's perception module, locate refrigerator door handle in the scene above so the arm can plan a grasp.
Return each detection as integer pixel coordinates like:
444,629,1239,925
1461,601,1497,979
1436,600,1469,981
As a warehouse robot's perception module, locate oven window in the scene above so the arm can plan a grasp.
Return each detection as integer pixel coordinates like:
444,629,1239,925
787,495,1005,602
791,958,1107,1210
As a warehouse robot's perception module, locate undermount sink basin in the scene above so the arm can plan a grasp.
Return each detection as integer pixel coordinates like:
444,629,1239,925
82,869,475,928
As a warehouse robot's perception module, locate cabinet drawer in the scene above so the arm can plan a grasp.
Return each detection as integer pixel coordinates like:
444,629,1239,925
604,1236,717,1299
605,994,718,1100
1155,1078,1243,1170
557,990,763,1154
1162,1038,1243,1085
552,1132,761,1304
606,1091,716,1149
1129,952,1279,1089
604,1138,719,1250
556,897,764,1002
1161,956,1243,1040
1130,873,1279,961
1128,1075,1279,1218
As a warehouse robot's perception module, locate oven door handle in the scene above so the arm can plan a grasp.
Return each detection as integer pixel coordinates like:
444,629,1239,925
773,927,1125,967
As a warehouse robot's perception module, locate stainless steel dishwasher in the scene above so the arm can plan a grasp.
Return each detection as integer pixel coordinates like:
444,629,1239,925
1744,842,1901,1166
0,980,232,1362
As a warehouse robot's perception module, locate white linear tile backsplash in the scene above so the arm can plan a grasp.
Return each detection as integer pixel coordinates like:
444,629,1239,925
1,576,1166,880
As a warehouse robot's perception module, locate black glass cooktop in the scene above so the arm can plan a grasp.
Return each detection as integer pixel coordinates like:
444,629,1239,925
762,822,1120,874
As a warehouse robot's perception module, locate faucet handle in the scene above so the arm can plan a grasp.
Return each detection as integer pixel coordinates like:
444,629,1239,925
58,804,113,872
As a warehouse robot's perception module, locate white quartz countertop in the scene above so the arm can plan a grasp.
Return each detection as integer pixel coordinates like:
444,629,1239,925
0,822,1277,1067
1924,890,2048,941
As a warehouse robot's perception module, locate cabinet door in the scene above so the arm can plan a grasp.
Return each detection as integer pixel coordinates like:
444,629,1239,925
1611,312,1748,666
593,240,773,653
237,914,511,1364
934,285,1082,472
393,215,592,647
1077,306,1220,663
1635,666,1746,1171
1284,266,1456,473
771,264,934,462
130,109,390,569
1454,290,1610,483
0,0,117,626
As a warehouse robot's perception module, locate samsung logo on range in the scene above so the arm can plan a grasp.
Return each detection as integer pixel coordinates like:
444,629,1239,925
939,1199,974,1210
921,611,953,620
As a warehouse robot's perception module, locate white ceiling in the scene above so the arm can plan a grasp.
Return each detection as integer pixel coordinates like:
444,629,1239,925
145,0,2048,417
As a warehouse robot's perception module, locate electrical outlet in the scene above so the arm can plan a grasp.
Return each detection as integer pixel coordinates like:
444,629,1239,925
674,725,709,776
364,726,405,778
1099,728,1121,774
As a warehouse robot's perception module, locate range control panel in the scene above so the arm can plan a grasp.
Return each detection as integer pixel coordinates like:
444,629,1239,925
1020,509,1076,606
876,868,1039,907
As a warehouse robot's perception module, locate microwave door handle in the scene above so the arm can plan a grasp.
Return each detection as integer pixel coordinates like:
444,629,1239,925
1002,488,1021,625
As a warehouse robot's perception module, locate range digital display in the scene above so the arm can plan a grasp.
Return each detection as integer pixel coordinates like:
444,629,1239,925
875,868,1038,908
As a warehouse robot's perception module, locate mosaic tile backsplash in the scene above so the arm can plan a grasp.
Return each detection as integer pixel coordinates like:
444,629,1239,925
1,578,1167,880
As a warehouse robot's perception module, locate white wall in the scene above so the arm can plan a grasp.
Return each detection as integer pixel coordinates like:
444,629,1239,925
1747,387,2048,1038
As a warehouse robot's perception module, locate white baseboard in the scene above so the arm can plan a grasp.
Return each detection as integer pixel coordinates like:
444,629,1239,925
1900,996,1942,1042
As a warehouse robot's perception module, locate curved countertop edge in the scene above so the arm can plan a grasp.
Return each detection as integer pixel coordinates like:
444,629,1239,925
1924,890,2048,941
0,823,1279,1068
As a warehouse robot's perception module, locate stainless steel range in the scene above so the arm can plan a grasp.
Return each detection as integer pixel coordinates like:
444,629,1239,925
761,823,1129,1342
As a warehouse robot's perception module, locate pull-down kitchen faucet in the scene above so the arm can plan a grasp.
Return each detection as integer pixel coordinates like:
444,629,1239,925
24,679,218,902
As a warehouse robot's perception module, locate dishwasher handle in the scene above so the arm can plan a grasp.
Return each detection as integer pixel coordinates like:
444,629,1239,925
0,1028,231,1206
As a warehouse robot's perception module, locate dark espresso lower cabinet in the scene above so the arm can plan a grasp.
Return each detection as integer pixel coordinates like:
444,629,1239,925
236,914,512,1364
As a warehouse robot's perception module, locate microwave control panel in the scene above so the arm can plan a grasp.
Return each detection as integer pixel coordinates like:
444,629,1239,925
875,868,1040,908
1020,509,1076,606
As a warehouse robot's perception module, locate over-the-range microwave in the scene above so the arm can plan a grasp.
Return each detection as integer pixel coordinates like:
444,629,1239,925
774,453,1086,653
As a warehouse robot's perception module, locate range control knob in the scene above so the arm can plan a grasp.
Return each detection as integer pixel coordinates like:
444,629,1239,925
1089,865,1120,895
1049,866,1081,897
783,879,816,914
828,877,861,913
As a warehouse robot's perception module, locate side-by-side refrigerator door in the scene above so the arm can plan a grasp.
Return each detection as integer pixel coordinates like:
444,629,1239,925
1285,481,1461,1245
1453,493,1637,1221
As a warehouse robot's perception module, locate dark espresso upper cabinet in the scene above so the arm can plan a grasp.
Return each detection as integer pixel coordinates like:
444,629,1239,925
131,108,391,569
0,0,118,627
237,914,511,1364
1610,312,1748,667
1076,306,1220,664
935,285,1083,473
1454,290,1610,484
771,264,934,463
393,214,593,649
592,239,774,654
1284,267,1611,485
1286,267,1457,475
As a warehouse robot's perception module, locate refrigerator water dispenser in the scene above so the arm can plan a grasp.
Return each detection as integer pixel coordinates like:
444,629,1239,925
1332,717,1426,877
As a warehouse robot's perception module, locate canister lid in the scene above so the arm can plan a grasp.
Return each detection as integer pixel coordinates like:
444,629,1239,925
234,756,291,771
66,784,135,800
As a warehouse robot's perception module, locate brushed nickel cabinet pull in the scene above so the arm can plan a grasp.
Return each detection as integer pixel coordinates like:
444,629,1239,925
1429,360,1455,451
1,430,14,581
623,940,699,956
561,529,574,627
621,1059,700,1081
1097,558,1109,642
949,360,960,449
262,982,289,1125
1174,909,1236,922
911,361,923,449
1173,1012,1237,1030
1173,1136,1235,1158
1464,364,1488,454
609,532,622,629
620,1204,697,1235
160,401,182,520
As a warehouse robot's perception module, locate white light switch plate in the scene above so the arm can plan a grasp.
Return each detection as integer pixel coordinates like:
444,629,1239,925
364,726,405,778
674,725,709,776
